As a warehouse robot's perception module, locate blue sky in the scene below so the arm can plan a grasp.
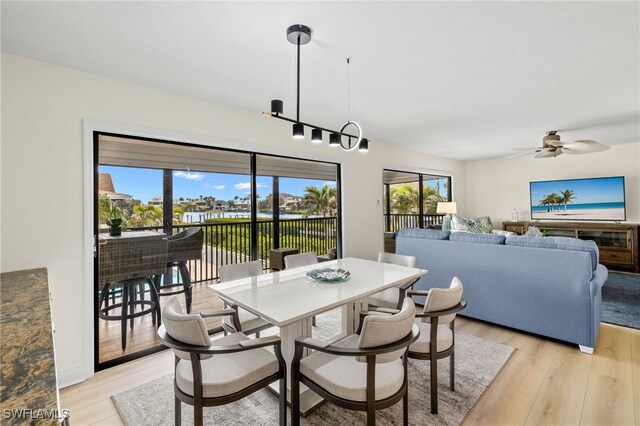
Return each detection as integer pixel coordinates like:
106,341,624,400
100,165,336,203
530,177,625,205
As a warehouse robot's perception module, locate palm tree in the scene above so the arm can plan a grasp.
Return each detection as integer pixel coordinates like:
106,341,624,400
302,185,337,217
390,183,419,214
541,193,562,212
422,184,447,214
560,189,577,212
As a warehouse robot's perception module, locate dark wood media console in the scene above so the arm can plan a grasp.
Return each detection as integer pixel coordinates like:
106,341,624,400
502,221,640,273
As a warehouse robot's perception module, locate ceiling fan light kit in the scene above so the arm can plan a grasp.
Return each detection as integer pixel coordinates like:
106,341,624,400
265,24,369,153
510,130,609,159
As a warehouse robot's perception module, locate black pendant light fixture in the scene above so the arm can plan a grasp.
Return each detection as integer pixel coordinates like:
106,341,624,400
264,24,369,153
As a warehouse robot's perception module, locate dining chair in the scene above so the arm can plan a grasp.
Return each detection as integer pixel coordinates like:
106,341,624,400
157,296,286,426
283,252,318,269
407,276,466,414
291,298,420,426
218,260,273,337
367,252,419,310
283,252,319,326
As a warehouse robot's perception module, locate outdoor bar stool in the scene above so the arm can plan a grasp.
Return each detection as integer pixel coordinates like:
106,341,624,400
153,227,203,314
98,278,162,351
98,231,168,351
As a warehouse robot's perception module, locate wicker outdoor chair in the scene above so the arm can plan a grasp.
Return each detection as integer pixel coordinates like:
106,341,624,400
154,227,203,313
98,231,168,351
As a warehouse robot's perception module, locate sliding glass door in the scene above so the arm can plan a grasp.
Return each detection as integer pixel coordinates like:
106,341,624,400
383,169,451,232
94,133,341,369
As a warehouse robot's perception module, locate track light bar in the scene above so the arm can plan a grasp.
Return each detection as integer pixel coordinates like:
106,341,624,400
263,24,370,153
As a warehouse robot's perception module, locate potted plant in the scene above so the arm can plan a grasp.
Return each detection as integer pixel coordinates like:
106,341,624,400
107,207,124,237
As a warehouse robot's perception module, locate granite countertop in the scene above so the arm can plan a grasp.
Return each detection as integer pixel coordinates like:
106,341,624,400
1,268,60,425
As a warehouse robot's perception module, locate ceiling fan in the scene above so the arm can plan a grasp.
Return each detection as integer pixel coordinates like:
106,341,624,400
509,131,609,158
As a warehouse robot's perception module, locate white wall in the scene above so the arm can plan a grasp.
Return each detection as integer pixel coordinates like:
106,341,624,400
465,142,640,225
0,53,466,384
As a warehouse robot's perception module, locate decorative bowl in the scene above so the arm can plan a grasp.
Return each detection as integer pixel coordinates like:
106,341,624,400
306,268,351,282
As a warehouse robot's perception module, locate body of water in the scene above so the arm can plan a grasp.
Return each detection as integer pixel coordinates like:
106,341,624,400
531,202,625,212
182,211,312,222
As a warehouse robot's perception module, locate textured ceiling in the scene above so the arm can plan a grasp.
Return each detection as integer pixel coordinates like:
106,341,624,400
2,1,639,161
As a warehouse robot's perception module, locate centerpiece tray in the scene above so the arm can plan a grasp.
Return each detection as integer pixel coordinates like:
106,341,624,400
306,268,351,283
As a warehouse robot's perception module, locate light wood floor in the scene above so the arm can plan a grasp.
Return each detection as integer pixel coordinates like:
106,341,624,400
64,313,640,425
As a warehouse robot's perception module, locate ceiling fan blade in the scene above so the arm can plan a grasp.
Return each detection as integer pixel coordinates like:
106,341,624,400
535,150,560,158
506,150,537,158
512,146,542,151
563,140,609,154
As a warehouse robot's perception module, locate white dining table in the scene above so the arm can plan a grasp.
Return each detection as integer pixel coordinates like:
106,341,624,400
207,256,428,414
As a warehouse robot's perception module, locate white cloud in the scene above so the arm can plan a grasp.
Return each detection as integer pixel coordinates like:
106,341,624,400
235,182,251,190
234,182,267,190
323,181,337,187
174,171,205,181
204,184,225,190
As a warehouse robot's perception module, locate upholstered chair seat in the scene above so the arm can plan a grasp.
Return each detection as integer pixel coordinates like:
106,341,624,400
218,260,273,337
157,296,286,426
292,298,420,426
408,276,466,415
175,332,280,398
222,307,270,335
409,323,454,353
368,252,419,310
299,334,405,402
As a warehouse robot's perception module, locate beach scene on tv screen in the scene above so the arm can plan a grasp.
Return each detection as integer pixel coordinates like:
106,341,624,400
530,177,625,221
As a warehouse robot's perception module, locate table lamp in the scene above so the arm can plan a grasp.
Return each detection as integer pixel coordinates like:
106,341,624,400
437,202,457,231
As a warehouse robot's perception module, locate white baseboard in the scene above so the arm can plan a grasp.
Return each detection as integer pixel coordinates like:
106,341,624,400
57,365,88,388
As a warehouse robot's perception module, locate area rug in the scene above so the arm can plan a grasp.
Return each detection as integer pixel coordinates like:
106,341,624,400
112,328,513,426
601,271,640,329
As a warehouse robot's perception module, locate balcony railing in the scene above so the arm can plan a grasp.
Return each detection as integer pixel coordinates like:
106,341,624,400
126,217,337,283
384,213,444,233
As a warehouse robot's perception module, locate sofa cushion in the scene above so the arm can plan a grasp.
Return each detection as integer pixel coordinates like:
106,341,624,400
451,216,493,233
396,228,450,240
505,236,599,271
449,232,506,245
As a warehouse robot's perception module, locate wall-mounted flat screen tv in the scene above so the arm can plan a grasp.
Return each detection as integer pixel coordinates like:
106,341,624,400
530,176,626,221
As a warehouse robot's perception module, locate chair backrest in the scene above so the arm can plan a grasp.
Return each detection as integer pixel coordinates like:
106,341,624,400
161,296,211,359
284,252,317,269
167,227,203,262
219,260,262,282
422,276,464,324
378,252,417,268
357,297,416,363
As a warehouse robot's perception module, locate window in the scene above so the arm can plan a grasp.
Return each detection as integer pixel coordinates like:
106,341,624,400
383,169,452,232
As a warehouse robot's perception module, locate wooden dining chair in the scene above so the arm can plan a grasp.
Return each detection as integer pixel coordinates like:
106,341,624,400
157,296,286,426
283,252,318,269
367,252,419,310
218,260,273,337
291,298,420,426
407,276,466,414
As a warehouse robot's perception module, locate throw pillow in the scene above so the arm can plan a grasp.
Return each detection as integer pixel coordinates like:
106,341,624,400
451,216,493,233
491,229,516,236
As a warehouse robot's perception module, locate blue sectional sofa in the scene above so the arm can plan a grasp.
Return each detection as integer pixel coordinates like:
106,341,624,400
396,229,608,353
